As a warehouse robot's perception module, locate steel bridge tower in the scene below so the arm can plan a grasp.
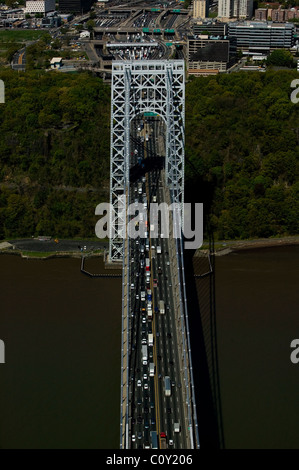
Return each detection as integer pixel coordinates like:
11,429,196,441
109,60,185,262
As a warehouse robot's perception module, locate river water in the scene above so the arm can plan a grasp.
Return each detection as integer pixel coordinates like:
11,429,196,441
0,247,298,449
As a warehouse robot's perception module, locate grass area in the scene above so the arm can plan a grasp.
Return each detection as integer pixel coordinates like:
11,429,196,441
0,30,44,43
20,251,55,257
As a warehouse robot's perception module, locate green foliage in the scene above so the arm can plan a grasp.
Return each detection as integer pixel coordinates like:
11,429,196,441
185,71,299,240
0,68,298,241
266,49,295,68
0,69,111,239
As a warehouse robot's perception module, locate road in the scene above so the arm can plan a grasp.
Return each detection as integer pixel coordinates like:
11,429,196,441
127,116,187,449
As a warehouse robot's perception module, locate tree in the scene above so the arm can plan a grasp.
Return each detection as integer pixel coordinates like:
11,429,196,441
266,49,294,68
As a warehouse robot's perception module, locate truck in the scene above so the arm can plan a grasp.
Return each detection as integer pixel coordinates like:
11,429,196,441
148,333,153,347
149,362,155,376
159,300,165,314
142,345,148,365
160,432,167,449
164,376,171,397
151,431,158,449
147,308,153,320
141,291,145,301
174,422,180,433
157,245,161,254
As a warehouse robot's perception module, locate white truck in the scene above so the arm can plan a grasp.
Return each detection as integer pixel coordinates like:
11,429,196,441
148,333,153,346
147,308,153,320
174,423,180,433
142,345,148,365
149,362,155,376
159,300,165,314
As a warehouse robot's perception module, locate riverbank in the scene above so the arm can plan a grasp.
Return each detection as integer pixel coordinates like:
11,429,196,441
1,235,299,259
214,236,299,256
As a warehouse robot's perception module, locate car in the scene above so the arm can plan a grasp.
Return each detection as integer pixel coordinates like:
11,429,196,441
136,294,139,300
169,439,173,445
142,317,146,323
144,383,149,390
156,332,160,337
137,415,142,424
132,434,136,442
151,417,156,425
166,261,170,266
142,338,147,344
144,406,149,414
171,381,175,387
143,374,148,380
137,398,142,405
131,283,134,289
150,401,154,409
138,432,142,440
137,379,142,387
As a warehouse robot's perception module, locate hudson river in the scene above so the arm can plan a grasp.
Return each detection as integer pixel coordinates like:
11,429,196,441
0,247,298,449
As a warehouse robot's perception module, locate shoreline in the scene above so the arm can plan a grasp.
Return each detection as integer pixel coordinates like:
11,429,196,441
0,235,298,259
203,235,299,256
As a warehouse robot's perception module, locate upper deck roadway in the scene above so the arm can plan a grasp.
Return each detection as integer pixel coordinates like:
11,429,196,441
120,115,199,450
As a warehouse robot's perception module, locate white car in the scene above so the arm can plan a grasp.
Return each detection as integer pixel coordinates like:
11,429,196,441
143,374,148,380
131,283,134,289
137,379,142,387
169,439,173,446
144,382,148,390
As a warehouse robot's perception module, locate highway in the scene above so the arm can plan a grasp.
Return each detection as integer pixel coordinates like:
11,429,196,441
127,116,188,449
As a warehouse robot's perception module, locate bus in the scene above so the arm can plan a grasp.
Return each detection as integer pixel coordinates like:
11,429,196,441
151,431,158,449
165,376,171,396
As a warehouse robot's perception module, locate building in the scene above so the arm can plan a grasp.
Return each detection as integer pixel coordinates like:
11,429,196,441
50,57,63,68
25,0,55,14
0,8,25,19
188,35,232,74
228,21,295,52
42,14,61,27
218,0,253,20
255,8,268,21
193,0,209,19
218,0,231,19
58,0,93,14
193,20,228,36
254,6,299,22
